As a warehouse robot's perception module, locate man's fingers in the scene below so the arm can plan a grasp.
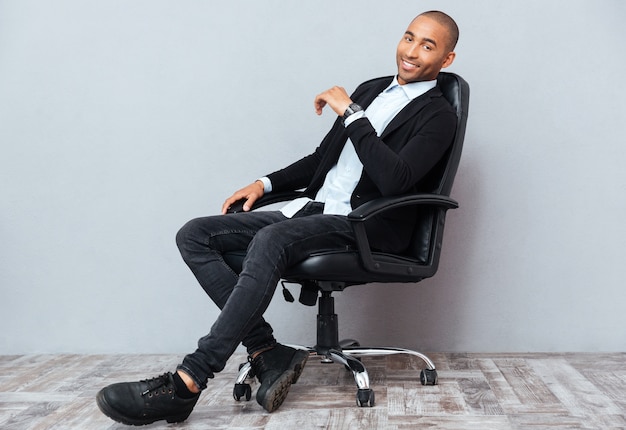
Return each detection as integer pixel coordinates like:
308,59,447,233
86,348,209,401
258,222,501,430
314,96,327,115
314,86,351,116
221,196,237,214
221,181,264,214
242,195,257,211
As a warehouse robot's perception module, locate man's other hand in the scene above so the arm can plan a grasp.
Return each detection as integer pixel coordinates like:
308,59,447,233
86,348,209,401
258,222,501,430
221,180,265,214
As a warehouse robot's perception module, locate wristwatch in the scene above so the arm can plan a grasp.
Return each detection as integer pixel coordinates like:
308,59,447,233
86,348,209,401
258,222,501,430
342,103,363,122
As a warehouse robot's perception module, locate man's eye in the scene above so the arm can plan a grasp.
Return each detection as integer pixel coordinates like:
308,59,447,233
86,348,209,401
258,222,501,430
423,45,432,51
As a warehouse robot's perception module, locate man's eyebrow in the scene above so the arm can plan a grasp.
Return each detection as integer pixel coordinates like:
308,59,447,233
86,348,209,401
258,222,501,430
404,31,438,46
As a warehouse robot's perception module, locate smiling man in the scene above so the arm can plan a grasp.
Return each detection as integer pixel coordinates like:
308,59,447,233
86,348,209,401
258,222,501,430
97,10,459,426
397,13,457,84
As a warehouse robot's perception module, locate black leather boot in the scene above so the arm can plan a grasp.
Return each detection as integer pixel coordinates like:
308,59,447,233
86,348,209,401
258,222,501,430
249,344,309,412
96,372,200,426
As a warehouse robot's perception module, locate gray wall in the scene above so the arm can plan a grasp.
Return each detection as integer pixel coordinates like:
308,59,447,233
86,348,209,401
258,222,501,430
1,0,625,354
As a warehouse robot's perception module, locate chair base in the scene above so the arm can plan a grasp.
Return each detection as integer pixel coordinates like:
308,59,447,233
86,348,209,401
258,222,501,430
233,343,438,407
233,290,438,407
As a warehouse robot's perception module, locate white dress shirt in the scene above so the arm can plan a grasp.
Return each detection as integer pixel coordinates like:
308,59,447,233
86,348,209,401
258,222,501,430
268,77,437,217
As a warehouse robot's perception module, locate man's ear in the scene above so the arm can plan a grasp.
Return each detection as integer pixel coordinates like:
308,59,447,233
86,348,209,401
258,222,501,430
441,51,456,69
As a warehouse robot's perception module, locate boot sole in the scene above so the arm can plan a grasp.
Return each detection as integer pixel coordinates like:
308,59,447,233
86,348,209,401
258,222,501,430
258,370,295,413
258,349,309,412
290,349,309,384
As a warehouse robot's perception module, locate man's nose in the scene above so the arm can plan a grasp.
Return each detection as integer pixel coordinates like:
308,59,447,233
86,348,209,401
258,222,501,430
405,43,419,59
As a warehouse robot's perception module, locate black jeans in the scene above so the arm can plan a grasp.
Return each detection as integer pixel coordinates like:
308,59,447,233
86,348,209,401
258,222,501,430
175,202,356,389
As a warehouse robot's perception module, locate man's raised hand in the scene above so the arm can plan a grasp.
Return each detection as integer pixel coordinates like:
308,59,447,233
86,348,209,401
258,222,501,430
314,86,353,116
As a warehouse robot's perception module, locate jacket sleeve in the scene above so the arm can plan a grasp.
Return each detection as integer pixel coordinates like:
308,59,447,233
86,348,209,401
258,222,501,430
264,79,385,193
265,149,322,193
346,99,457,196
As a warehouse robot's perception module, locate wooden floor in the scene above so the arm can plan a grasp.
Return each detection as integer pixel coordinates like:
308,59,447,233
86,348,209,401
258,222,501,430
0,352,624,429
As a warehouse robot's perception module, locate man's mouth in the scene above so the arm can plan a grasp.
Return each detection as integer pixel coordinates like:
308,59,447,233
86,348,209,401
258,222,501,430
402,60,418,69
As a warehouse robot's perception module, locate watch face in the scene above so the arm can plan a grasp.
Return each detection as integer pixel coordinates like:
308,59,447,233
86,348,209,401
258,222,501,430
344,103,362,119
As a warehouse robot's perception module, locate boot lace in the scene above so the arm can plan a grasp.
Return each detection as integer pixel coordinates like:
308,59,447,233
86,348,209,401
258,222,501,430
140,373,175,397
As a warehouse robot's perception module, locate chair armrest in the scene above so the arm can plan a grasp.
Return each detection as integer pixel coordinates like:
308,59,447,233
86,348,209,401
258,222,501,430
347,194,459,221
227,191,304,214
347,193,459,276
227,191,457,277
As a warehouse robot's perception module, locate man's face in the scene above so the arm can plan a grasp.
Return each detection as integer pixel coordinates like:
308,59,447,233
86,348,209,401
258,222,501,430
396,16,456,85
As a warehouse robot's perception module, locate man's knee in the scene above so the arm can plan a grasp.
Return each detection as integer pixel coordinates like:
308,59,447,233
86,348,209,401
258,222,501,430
176,217,205,256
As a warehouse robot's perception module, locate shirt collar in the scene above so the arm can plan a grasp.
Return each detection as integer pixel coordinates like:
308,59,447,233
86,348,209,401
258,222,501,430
386,77,437,101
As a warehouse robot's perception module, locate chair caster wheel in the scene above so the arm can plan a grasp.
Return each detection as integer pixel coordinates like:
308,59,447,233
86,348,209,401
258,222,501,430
233,383,252,401
356,388,375,407
420,368,438,385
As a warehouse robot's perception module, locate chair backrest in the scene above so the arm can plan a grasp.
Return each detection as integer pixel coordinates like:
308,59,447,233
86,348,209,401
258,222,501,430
405,72,469,266
434,72,470,196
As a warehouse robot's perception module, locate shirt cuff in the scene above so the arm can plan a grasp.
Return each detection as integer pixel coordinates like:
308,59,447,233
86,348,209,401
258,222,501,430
258,176,272,193
343,110,366,128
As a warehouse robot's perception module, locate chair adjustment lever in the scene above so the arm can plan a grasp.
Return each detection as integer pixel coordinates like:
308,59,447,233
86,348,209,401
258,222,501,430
281,282,295,303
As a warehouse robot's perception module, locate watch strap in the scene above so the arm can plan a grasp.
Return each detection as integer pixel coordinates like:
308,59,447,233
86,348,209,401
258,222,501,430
342,103,363,121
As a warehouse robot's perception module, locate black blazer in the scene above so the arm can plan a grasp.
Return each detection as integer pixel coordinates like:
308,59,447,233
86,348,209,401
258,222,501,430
267,76,457,252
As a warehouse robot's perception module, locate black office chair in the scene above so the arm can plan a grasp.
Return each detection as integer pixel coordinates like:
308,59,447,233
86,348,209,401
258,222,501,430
227,72,469,407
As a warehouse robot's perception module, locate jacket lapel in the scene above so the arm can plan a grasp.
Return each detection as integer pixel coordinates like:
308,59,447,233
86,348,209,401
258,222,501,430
356,77,394,109
380,86,441,138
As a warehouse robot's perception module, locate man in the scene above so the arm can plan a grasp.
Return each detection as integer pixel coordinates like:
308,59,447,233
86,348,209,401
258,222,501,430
97,10,459,425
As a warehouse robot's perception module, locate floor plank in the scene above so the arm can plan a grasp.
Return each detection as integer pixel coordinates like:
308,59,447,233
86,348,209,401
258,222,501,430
0,353,624,429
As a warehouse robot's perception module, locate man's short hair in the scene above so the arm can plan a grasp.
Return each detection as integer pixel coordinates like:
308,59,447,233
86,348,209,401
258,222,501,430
419,10,459,52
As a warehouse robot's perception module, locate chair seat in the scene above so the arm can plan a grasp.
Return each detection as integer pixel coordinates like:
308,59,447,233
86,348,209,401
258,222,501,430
224,249,427,286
